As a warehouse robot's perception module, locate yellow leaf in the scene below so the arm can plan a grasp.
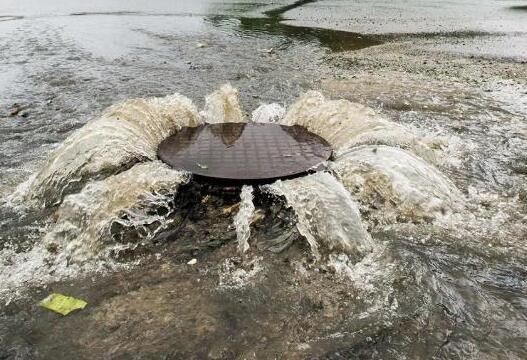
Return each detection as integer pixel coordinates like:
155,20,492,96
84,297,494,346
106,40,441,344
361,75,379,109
40,293,87,316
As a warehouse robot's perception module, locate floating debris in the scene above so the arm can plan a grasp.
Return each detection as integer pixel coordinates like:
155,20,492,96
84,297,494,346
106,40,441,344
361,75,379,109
40,293,87,316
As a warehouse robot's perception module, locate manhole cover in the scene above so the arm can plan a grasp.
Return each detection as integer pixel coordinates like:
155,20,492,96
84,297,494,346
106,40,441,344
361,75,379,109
158,123,332,182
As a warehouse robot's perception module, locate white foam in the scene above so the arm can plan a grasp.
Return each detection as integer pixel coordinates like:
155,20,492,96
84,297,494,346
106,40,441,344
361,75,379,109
251,103,286,123
218,256,264,290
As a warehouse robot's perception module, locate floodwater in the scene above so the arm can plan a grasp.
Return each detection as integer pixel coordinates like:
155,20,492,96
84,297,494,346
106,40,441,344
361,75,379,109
1,0,527,359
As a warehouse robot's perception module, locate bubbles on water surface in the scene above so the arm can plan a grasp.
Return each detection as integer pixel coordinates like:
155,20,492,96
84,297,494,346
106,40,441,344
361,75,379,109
218,256,264,290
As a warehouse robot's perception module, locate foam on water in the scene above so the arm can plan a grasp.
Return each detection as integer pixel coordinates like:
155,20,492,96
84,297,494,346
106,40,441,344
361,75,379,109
431,186,527,254
44,161,190,263
251,103,286,123
200,83,246,124
0,244,118,305
281,91,437,161
327,250,399,320
265,172,374,260
218,256,264,290
331,145,462,224
234,185,255,254
19,93,200,208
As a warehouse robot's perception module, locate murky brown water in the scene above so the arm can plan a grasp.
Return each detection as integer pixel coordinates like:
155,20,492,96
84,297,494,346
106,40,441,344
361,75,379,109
1,1,527,359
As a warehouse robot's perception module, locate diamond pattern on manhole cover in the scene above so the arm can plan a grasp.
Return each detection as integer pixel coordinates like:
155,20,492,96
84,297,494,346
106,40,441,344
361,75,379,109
158,123,332,181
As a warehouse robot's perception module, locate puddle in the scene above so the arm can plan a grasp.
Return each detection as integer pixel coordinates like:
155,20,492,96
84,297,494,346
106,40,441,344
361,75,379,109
206,0,382,52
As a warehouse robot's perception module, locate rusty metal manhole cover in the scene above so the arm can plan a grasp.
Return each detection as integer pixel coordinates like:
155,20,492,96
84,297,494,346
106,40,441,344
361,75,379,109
158,123,332,182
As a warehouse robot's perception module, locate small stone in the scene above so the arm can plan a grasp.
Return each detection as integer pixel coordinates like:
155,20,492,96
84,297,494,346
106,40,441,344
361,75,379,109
8,104,21,117
187,258,197,265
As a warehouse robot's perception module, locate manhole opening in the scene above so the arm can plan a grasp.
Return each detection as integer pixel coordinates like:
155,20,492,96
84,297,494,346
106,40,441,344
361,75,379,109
158,123,332,185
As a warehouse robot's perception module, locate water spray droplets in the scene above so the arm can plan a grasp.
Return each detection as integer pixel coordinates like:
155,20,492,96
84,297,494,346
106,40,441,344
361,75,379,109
234,185,255,254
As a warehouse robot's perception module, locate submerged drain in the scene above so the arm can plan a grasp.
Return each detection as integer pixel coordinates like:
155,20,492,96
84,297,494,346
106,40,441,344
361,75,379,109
158,123,332,182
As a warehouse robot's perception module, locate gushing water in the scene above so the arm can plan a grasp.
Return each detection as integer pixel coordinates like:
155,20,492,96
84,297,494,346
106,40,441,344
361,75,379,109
233,185,255,254
18,94,200,208
200,83,246,124
2,85,526,358
44,161,190,263
281,91,437,162
331,145,463,224
1,162,189,302
251,103,286,123
265,172,374,260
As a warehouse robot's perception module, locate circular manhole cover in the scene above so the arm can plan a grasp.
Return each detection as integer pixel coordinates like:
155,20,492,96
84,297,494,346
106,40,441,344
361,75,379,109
158,123,332,182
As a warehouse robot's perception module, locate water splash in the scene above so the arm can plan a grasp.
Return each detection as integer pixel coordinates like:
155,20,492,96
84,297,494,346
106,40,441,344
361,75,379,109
251,103,286,123
281,91,436,161
265,172,373,260
19,94,200,208
0,243,119,304
234,185,255,254
218,256,264,290
44,161,190,263
200,83,246,124
331,145,462,224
